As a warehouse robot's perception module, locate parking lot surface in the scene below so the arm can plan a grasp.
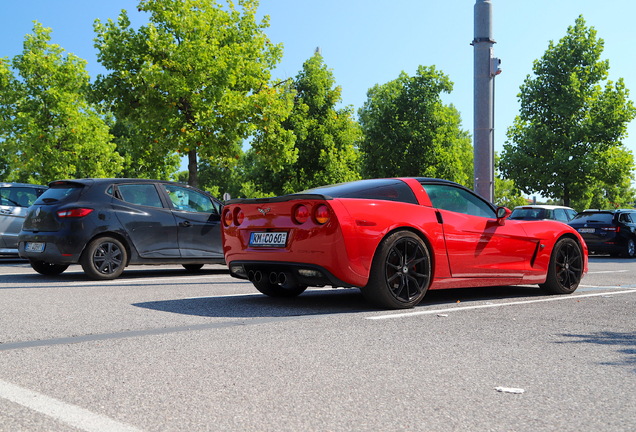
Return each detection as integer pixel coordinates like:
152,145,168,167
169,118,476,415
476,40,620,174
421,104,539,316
1,257,635,431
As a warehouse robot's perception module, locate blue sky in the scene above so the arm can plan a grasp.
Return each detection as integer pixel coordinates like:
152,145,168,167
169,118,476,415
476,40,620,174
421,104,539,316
2,0,636,193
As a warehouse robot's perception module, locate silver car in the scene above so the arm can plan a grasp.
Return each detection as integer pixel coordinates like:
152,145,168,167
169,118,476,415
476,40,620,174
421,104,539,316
0,183,48,256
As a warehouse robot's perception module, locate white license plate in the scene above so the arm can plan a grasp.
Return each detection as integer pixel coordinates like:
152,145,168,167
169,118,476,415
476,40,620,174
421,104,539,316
578,228,595,234
25,242,45,253
249,232,288,247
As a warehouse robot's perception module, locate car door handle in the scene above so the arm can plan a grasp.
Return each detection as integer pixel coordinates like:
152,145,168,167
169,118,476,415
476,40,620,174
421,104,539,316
179,221,192,227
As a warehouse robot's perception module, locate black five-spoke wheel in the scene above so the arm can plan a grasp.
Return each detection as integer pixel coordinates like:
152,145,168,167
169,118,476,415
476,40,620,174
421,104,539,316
81,237,127,280
540,237,583,294
363,231,431,309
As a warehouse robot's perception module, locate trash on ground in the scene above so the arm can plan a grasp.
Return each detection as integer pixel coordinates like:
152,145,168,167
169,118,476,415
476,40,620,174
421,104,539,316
495,387,525,394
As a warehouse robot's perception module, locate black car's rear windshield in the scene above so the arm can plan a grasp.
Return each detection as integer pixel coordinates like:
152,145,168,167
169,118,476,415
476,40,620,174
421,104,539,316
571,212,614,224
34,184,84,205
302,179,418,204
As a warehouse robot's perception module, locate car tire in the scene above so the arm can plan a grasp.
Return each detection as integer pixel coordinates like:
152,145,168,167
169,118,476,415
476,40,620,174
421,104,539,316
81,237,127,280
539,237,583,295
182,264,204,271
29,260,69,276
251,273,307,298
622,238,636,258
362,230,431,309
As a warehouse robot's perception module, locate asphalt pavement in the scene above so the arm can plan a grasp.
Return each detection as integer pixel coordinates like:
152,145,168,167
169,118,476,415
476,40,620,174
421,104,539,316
0,257,635,431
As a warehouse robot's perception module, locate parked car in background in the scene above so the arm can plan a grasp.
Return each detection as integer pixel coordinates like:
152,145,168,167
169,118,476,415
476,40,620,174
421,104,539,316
222,178,588,310
18,178,225,279
509,205,577,222
568,209,636,258
0,183,48,256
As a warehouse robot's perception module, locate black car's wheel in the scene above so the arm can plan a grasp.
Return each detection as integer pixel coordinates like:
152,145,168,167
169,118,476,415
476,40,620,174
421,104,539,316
251,274,307,298
622,238,636,258
539,237,583,294
182,264,204,271
362,231,431,309
29,260,69,276
81,237,127,280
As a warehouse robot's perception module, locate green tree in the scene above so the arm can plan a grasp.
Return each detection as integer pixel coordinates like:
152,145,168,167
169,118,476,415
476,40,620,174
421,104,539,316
241,53,360,196
93,0,295,188
109,118,180,180
494,154,527,209
358,65,473,186
500,16,636,207
0,23,122,184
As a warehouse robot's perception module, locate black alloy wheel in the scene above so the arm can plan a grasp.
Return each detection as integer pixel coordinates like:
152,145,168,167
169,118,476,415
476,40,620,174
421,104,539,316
362,231,431,309
539,237,583,294
29,260,69,276
81,237,127,280
623,238,636,258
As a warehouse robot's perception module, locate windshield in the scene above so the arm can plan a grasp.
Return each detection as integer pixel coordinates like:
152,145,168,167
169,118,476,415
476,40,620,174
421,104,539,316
570,212,614,224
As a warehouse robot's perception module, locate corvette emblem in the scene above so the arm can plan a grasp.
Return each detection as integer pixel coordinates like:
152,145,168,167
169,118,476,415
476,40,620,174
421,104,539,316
258,207,271,215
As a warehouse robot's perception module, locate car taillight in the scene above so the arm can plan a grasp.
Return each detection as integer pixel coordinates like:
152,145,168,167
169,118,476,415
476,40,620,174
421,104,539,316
57,208,93,218
223,209,233,227
293,205,309,224
601,227,619,232
315,205,330,225
235,209,244,226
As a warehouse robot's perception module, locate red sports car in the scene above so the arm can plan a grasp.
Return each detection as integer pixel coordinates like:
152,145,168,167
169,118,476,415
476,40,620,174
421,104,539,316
221,178,588,309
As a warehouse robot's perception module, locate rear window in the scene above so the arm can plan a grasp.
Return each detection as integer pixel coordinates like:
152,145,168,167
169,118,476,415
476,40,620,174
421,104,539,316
510,208,547,220
0,187,43,207
34,185,83,205
571,212,615,224
303,179,418,204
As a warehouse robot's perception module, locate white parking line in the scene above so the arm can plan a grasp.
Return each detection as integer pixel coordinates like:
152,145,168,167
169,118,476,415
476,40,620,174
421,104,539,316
368,288,636,320
587,270,630,274
0,379,143,432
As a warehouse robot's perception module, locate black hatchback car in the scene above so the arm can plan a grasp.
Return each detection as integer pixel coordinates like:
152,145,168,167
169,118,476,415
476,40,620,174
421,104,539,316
568,209,636,258
18,178,225,279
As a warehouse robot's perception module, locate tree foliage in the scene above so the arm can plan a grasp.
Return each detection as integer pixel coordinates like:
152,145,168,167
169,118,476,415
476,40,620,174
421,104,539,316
0,23,122,184
494,154,527,209
500,16,636,207
93,0,295,188
240,53,360,196
357,65,473,186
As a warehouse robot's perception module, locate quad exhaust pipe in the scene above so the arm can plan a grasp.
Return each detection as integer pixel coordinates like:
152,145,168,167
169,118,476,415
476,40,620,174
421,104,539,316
248,270,262,283
269,272,287,285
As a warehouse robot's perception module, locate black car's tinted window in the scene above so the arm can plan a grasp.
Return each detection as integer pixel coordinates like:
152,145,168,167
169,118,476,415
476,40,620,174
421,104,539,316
162,184,217,213
422,184,495,218
571,212,614,224
0,187,40,207
117,184,164,208
618,213,634,223
35,186,82,205
303,179,418,204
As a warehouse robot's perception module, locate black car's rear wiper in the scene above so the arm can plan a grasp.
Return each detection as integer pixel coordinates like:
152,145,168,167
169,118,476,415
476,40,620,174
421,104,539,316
41,198,59,203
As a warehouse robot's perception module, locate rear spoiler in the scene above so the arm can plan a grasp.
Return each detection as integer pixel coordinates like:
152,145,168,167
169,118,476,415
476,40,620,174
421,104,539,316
226,193,333,205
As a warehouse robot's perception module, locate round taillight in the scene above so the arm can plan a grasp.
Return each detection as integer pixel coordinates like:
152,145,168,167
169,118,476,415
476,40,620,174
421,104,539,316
293,205,309,224
235,209,245,226
223,209,233,227
315,204,330,225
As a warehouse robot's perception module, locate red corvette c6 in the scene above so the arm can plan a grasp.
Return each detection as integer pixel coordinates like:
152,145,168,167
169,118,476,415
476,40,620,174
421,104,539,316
221,178,588,309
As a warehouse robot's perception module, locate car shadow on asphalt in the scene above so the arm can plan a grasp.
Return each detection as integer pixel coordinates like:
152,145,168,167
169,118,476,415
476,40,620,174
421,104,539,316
556,331,636,373
132,285,547,319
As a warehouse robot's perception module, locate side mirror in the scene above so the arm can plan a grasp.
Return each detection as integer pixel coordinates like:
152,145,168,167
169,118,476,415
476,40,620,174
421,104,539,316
496,206,512,225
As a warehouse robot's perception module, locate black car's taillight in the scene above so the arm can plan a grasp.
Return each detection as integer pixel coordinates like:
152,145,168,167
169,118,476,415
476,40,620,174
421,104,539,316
57,208,94,218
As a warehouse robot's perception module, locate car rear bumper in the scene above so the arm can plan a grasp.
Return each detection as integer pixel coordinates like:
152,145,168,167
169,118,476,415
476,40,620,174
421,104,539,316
227,261,360,288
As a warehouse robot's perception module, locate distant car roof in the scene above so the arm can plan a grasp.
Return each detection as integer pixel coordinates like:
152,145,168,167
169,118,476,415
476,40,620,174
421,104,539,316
0,182,48,188
513,205,575,210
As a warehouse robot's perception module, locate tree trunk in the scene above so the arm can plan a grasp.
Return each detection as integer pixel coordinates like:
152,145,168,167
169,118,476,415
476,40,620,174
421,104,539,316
563,187,570,207
188,149,198,188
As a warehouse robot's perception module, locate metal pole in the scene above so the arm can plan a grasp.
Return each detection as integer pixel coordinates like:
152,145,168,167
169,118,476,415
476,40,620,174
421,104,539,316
473,0,495,202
